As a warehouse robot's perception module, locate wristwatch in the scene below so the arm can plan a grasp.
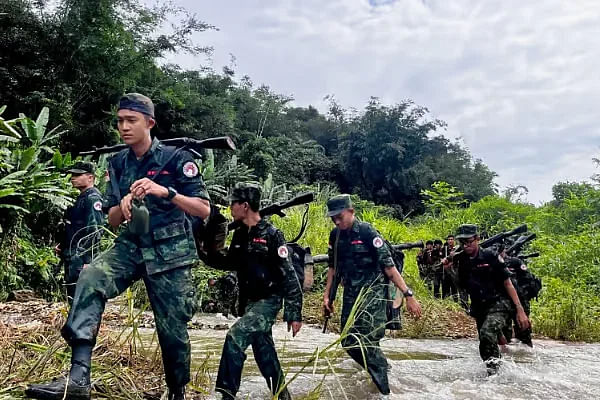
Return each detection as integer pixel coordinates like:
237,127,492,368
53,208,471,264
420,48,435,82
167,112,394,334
402,288,414,297
166,186,178,201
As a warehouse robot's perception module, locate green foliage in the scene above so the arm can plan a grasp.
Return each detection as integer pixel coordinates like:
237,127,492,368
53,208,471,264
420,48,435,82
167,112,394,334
421,181,466,216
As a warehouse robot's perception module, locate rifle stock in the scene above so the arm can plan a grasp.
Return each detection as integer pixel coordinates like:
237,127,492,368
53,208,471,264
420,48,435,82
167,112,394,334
393,240,424,251
228,192,315,231
79,136,236,156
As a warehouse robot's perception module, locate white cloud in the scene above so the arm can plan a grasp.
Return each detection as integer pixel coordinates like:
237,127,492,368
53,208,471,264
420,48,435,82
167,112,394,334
168,0,600,203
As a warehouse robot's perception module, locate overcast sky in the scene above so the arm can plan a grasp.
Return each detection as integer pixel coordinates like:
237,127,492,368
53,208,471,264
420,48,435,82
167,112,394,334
165,0,600,204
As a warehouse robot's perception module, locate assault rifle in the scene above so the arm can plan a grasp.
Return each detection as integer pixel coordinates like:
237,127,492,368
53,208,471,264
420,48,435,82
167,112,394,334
448,224,528,260
321,240,423,333
505,233,537,257
227,192,315,231
313,241,424,264
79,136,236,157
518,252,540,261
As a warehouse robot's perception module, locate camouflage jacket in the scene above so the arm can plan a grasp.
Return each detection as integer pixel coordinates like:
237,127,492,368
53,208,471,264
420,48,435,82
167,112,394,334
105,138,210,275
327,219,395,289
61,187,105,262
206,219,302,322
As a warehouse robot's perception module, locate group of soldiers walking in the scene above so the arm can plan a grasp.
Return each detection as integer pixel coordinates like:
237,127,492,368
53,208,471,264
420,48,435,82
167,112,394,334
26,93,537,400
417,236,468,306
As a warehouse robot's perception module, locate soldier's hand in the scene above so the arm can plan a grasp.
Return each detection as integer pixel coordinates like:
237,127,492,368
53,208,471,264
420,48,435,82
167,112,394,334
516,308,530,330
120,193,134,221
323,297,334,316
54,244,61,255
130,178,168,200
288,321,302,337
406,297,422,318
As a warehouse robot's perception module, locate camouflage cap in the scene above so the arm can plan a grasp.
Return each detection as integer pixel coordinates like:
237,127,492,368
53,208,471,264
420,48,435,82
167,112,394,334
118,93,155,118
227,183,261,210
66,161,95,174
455,224,479,239
326,194,352,217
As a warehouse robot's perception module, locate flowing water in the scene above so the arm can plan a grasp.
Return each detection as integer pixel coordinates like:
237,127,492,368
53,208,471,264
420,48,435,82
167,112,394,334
140,314,600,400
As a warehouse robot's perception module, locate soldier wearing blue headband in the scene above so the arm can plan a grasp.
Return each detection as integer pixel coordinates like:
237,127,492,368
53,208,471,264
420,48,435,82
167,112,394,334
27,93,211,400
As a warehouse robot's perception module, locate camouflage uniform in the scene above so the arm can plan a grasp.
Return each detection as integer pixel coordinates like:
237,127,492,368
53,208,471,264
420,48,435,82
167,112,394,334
60,163,104,301
456,244,512,368
327,215,396,395
204,273,239,316
61,136,209,390
206,185,302,399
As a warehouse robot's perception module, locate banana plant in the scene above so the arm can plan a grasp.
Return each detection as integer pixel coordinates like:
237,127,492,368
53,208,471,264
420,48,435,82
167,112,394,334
0,106,73,215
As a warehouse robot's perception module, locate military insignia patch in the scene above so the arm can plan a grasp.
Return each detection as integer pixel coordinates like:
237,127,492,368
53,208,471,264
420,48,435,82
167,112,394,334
521,264,528,271
373,237,384,248
183,161,199,178
278,245,289,258
93,201,102,211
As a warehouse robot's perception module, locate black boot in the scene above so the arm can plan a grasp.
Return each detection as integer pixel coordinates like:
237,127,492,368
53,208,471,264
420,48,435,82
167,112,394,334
278,386,292,400
168,386,186,400
25,376,91,400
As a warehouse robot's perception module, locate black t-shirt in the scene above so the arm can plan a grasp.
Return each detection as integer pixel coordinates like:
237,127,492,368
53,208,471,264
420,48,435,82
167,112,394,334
457,247,511,307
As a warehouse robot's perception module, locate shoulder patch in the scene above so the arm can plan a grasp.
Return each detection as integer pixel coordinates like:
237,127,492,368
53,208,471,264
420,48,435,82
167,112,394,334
278,245,289,258
93,201,103,211
373,236,384,248
182,161,199,178
520,264,528,271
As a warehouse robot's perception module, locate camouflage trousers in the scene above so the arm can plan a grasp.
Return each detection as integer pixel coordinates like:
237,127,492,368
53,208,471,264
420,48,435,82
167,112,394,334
61,240,196,389
503,298,532,345
216,294,285,399
474,300,512,364
341,280,390,395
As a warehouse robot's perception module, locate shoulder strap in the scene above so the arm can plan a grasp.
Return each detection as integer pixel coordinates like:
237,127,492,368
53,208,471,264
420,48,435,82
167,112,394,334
149,144,181,183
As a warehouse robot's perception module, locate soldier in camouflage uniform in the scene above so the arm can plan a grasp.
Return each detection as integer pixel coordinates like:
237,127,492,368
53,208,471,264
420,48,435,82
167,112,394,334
323,195,421,396
26,94,211,400
204,183,302,400
57,161,104,304
448,224,531,375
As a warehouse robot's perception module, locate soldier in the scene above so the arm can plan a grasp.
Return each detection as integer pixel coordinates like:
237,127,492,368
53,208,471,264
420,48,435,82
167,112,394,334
204,183,302,400
417,240,435,290
322,195,421,396
448,224,530,375
57,161,104,304
26,93,211,400
502,256,535,346
432,239,444,298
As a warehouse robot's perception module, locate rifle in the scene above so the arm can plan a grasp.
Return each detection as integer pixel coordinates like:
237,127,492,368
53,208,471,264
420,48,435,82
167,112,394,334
227,192,315,231
319,240,423,333
448,224,528,260
518,252,540,261
505,233,536,257
79,136,236,157
312,241,424,265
